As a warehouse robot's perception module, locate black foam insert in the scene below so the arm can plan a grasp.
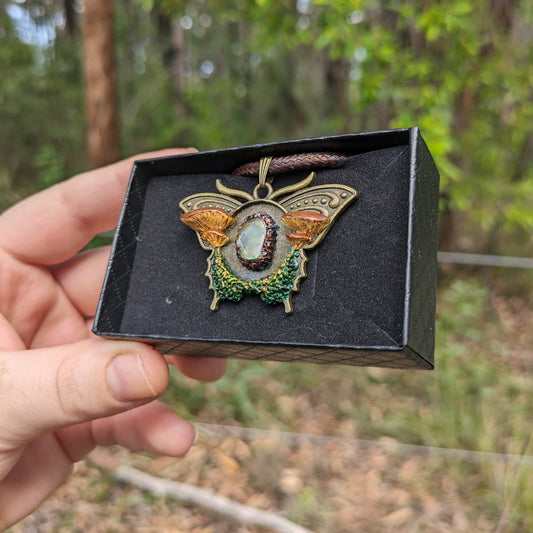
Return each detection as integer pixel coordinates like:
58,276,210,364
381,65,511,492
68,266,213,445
94,129,440,368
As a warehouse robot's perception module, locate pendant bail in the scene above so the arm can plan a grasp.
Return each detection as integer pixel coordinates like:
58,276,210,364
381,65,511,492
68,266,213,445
258,157,272,187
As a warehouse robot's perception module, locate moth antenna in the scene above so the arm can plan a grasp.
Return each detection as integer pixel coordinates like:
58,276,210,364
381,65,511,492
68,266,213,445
215,179,254,201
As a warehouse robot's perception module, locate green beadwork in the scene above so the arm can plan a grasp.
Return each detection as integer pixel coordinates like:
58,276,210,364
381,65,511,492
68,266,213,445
210,248,301,305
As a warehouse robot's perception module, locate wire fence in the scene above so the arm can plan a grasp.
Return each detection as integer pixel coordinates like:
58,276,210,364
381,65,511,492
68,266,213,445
438,251,533,269
196,423,533,467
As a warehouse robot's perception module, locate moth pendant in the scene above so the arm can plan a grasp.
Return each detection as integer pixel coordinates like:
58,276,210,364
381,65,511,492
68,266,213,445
179,157,358,313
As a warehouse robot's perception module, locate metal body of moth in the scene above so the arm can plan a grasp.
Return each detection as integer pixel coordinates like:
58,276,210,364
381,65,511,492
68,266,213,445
180,157,358,313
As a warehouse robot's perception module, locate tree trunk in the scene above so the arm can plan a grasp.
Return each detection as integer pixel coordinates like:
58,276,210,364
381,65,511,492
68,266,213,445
170,19,188,127
64,0,77,36
82,0,120,168
327,58,351,133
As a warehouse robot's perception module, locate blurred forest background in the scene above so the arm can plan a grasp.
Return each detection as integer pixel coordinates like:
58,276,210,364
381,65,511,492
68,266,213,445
3,1,533,532
1,0,533,257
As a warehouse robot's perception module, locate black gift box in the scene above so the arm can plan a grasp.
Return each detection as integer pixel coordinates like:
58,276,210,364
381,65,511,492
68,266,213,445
93,128,440,369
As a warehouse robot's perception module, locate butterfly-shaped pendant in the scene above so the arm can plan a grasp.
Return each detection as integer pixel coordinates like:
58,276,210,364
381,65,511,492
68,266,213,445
179,157,358,313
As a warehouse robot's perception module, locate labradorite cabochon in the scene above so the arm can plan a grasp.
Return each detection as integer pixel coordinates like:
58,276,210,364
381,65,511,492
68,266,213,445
235,212,278,271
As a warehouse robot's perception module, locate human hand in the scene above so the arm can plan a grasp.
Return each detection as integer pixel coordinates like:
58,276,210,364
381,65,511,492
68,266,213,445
0,149,227,530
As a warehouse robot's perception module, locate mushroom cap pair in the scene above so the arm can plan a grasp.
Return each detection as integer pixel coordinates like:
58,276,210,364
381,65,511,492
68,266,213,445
282,210,330,249
180,207,234,248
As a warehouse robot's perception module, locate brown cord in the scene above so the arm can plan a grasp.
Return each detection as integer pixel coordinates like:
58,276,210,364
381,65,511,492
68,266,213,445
232,152,348,176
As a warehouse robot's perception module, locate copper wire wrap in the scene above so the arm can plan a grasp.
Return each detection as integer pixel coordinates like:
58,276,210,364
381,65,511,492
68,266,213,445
232,152,348,176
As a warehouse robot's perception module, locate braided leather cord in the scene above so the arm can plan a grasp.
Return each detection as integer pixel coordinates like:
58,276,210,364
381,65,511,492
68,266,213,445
232,152,348,176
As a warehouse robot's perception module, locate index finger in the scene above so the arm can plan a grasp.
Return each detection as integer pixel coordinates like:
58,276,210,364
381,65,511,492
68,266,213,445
0,149,195,265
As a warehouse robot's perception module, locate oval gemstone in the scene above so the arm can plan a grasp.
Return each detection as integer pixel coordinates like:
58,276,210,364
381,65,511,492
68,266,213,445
235,212,278,271
236,218,266,260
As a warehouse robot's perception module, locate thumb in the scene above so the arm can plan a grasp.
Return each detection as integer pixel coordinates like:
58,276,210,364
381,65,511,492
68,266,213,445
0,338,169,445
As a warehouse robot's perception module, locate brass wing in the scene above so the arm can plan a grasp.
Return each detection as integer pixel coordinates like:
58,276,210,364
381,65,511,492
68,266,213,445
179,193,242,250
278,184,358,249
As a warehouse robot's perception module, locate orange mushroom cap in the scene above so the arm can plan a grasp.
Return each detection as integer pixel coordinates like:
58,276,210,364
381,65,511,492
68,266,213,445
181,207,234,232
282,210,330,237
285,232,312,249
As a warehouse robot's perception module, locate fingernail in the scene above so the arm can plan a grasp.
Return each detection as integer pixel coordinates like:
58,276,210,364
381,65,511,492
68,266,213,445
192,423,199,445
107,354,157,402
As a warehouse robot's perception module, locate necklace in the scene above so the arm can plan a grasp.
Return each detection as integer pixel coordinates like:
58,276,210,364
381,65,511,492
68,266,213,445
180,153,358,313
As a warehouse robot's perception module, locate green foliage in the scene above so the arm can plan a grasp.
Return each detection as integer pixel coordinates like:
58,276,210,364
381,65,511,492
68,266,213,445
210,248,301,306
83,234,115,251
162,359,271,424
34,144,65,188
4,0,533,249
287,486,332,530
0,2,85,197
